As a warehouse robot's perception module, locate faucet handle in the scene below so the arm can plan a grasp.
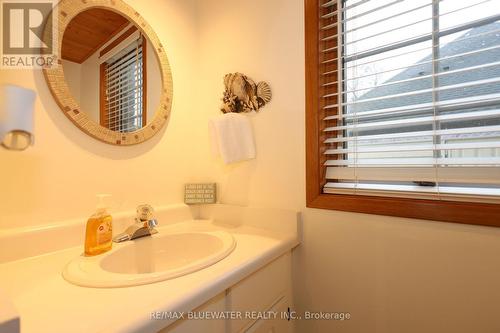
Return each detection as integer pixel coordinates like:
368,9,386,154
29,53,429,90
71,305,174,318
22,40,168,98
136,204,154,221
113,206,158,243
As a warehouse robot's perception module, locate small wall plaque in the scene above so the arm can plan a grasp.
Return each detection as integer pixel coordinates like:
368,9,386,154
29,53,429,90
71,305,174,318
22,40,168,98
184,183,217,204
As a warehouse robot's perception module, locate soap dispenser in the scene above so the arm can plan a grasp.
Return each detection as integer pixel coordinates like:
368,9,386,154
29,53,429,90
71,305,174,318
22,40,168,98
84,194,113,256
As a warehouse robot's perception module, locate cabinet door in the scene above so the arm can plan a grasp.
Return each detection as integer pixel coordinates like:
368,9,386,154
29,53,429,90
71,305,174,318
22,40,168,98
228,253,292,333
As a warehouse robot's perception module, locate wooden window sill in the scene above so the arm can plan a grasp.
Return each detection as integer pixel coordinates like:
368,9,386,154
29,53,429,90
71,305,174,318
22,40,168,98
307,193,500,227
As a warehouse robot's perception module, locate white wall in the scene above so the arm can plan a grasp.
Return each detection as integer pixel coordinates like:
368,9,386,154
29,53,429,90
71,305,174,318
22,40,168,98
197,0,305,209
196,1,500,333
61,60,81,102
295,209,500,333
0,0,205,228
79,48,99,121
2,0,500,332
145,39,162,122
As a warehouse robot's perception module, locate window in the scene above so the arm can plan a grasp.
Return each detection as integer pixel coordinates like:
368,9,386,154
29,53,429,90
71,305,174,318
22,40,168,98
100,36,146,132
305,0,500,226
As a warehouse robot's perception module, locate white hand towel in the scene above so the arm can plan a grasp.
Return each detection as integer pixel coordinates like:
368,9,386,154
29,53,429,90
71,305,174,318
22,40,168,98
209,113,256,164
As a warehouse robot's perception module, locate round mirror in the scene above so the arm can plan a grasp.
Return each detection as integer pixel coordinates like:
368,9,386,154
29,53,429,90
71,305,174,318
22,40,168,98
43,0,173,145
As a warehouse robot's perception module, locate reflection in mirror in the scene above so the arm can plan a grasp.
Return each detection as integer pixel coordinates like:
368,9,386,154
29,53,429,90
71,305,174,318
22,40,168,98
61,8,161,133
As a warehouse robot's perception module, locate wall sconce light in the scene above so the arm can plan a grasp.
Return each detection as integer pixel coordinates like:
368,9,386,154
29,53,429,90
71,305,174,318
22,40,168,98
0,85,36,151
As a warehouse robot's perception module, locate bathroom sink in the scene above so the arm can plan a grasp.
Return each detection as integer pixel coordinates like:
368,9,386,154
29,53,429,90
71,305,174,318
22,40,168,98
63,230,236,288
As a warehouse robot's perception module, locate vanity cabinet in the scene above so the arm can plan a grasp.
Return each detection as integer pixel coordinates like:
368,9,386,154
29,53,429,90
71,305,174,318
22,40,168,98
160,252,293,333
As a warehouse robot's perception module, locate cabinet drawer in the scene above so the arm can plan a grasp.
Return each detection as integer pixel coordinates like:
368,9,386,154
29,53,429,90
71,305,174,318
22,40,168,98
227,253,292,333
245,296,292,333
158,293,225,333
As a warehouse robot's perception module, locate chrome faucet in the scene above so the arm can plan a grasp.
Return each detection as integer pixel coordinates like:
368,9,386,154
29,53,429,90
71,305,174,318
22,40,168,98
113,205,158,243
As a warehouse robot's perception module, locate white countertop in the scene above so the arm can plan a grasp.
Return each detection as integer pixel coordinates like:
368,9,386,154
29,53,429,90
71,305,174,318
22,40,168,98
0,219,299,333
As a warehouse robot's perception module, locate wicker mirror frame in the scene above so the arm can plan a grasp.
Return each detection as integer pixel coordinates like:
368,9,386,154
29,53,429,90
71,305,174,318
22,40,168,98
43,0,173,146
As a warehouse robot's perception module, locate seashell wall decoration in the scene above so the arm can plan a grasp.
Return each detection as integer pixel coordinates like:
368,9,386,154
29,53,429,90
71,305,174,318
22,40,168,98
221,73,272,113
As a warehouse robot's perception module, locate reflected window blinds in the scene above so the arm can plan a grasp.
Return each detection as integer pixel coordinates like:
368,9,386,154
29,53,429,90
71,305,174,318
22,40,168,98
320,0,500,202
102,38,145,133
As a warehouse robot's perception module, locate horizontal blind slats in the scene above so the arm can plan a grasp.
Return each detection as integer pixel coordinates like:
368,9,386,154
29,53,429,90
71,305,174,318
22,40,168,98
339,0,494,47
334,29,500,74
325,157,500,166
343,14,500,62
324,94,500,121
319,0,500,202
324,183,500,200
104,38,143,133
324,142,500,155
324,109,500,132
330,77,500,109
324,125,500,143
339,61,500,96
326,166,500,184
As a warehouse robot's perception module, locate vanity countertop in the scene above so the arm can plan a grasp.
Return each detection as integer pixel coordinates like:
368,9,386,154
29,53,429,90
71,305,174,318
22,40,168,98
0,219,299,333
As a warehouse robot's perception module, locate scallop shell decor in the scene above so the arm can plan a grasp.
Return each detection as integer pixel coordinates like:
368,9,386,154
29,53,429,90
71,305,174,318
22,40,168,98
221,73,272,113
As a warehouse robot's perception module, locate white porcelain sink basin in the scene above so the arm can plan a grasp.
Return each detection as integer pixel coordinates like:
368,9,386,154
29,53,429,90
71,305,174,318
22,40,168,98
63,230,236,288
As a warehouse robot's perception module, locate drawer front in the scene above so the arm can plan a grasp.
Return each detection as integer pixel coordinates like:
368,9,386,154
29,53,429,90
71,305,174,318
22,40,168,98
159,293,225,333
245,296,292,333
228,253,292,333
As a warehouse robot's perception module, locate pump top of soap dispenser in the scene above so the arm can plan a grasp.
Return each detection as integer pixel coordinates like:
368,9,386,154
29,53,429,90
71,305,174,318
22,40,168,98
95,194,111,215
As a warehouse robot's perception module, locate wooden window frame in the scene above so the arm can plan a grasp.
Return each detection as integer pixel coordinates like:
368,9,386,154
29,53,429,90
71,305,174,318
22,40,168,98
99,33,147,130
305,0,500,227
